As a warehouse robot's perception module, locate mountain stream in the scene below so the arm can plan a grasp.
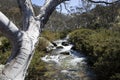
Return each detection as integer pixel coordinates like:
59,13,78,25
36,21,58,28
41,38,95,80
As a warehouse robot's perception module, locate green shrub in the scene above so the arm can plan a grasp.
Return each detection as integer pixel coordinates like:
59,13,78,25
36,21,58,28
69,28,96,52
0,37,11,53
69,28,120,80
59,29,72,39
94,51,120,80
0,37,11,64
0,51,11,64
41,30,60,42
26,51,47,80
69,28,120,58
36,37,51,51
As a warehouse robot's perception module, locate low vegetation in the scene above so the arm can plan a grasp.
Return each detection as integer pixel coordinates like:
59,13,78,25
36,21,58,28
69,28,120,80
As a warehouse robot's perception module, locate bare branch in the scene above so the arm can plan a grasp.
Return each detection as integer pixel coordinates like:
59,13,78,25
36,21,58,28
37,0,69,27
63,2,71,13
0,11,20,43
59,4,62,13
17,0,35,30
88,0,120,4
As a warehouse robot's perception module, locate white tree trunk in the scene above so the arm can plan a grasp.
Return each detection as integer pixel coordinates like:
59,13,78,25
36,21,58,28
0,0,68,80
0,12,40,80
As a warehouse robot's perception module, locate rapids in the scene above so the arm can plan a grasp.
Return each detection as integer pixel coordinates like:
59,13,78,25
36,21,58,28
41,38,95,80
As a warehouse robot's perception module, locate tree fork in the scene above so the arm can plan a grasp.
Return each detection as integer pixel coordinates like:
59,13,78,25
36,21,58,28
0,0,69,80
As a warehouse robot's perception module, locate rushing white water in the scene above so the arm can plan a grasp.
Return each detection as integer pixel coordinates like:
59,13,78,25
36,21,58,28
41,38,95,80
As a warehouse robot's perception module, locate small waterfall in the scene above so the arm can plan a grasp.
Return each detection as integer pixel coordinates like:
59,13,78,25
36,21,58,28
41,37,95,80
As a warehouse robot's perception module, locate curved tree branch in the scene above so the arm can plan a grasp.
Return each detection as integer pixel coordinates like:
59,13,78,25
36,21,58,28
0,11,20,43
0,11,23,65
63,2,71,13
88,0,120,4
37,0,69,27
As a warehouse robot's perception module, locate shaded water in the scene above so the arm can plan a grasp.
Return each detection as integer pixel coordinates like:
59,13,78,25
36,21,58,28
41,39,95,80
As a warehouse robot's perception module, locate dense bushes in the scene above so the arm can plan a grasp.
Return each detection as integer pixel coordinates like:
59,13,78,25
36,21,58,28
69,28,120,80
94,52,120,80
69,29,96,52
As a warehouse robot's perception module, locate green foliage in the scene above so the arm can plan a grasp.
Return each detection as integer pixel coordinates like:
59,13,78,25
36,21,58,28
41,30,60,42
0,37,11,64
0,51,10,64
69,28,120,80
94,52,120,80
0,37,11,50
69,28,120,57
59,29,72,39
26,50,47,80
36,37,51,51
69,28,96,52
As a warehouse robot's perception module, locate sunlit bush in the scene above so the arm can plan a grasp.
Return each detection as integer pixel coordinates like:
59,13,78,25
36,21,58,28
69,28,95,52
41,30,60,42
36,37,51,51
69,28,120,80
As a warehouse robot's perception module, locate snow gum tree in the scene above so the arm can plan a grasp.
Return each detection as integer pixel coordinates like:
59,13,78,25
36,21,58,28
0,0,68,80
